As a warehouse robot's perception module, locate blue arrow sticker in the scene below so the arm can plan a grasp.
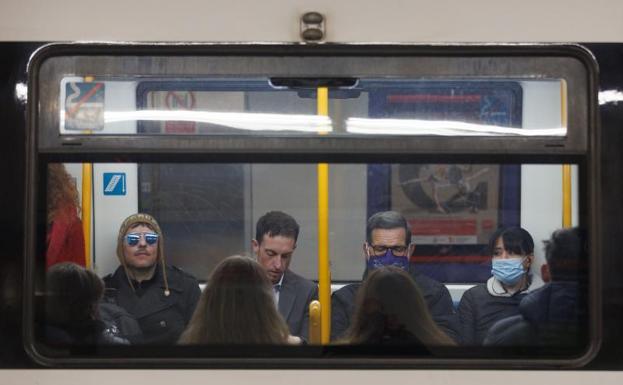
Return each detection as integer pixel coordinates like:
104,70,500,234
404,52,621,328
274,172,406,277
103,173,126,196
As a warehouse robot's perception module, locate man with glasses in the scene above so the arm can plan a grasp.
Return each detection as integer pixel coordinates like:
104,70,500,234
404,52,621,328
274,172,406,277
103,213,201,344
330,211,459,342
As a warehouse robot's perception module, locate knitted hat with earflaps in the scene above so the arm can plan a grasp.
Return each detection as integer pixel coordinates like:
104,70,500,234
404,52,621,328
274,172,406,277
116,213,170,296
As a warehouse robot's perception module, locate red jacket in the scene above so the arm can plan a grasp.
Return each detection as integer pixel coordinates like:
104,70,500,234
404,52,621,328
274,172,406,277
46,205,86,269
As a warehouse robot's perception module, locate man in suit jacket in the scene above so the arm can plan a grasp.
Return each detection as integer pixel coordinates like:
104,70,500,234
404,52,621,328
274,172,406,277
252,211,318,341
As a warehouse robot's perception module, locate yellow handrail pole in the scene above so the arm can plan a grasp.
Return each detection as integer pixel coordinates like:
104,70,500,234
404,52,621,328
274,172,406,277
560,80,572,228
317,86,331,344
82,75,95,268
308,300,322,345
82,163,93,268
562,165,572,228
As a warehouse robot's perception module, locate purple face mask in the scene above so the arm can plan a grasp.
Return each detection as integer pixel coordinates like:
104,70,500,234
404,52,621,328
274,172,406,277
367,249,410,271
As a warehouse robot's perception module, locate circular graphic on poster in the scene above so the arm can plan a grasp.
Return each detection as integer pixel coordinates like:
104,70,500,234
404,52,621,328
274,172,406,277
398,164,490,214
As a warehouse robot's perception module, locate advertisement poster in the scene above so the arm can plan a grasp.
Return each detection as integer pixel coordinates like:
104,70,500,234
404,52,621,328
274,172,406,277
367,81,523,282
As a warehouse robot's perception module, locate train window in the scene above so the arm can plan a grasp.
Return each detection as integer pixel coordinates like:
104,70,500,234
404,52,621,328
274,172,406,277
25,44,598,367
56,77,562,137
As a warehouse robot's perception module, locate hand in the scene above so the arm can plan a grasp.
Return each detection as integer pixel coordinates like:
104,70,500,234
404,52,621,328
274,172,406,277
286,335,303,345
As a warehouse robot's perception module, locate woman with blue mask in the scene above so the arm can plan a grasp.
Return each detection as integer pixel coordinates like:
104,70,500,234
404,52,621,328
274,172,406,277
456,227,539,345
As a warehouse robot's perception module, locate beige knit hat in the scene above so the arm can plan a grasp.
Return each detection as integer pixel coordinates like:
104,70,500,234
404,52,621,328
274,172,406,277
116,213,170,296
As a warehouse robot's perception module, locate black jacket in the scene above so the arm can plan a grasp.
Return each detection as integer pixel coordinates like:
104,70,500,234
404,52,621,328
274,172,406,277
43,319,130,345
99,301,144,344
330,266,459,342
483,282,583,346
457,281,528,346
104,264,201,345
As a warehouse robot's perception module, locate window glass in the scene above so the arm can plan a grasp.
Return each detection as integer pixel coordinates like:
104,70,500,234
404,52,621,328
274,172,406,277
39,161,588,354
50,162,579,284
58,78,565,137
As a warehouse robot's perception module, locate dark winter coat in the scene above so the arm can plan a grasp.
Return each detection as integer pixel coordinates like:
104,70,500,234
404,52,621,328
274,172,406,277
104,264,201,345
331,266,459,342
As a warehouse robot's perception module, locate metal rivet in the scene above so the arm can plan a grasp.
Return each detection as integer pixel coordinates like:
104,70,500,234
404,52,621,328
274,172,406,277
300,11,325,43
302,12,323,24
302,29,323,42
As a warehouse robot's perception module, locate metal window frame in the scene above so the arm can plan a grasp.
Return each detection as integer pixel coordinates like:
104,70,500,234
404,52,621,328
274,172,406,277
24,43,601,369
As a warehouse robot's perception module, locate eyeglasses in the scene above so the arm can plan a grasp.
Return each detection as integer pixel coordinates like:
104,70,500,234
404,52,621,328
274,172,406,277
126,232,159,246
367,244,409,256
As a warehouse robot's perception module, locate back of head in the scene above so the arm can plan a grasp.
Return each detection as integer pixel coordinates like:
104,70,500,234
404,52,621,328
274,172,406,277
46,164,80,224
346,266,453,346
545,227,587,282
366,211,412,245
179,255,290,344
45,262,104,326
255,211,299,243
488,226,534,256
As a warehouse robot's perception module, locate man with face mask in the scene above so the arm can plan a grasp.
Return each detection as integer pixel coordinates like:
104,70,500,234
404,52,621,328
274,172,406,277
330,211,458,342
457,226,540,345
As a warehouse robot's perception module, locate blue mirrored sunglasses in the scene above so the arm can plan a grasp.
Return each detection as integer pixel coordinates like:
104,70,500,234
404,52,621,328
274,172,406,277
125,232,159,246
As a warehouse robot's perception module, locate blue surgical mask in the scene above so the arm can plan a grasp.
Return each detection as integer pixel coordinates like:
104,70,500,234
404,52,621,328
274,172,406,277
491,257,526,286
367,249,410,271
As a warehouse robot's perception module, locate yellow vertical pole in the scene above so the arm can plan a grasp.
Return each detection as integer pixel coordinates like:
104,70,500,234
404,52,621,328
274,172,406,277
82,163,93,268
317,86,331,344
560,80,572,228
82,75,95,268
562,165,572,228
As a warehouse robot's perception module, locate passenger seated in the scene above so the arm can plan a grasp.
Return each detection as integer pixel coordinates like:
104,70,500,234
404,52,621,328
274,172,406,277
103,213,201,344
484,227,587,346
457,227,540,345
179,255,301,344
252,211,318,341
43,262,128,345
341,266,455,346
331,211,458,342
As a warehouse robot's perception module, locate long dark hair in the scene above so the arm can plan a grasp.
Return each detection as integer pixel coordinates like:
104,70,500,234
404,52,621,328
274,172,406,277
179,255,290,344
344,266,454,346
45,262,103,326
488,227,534,257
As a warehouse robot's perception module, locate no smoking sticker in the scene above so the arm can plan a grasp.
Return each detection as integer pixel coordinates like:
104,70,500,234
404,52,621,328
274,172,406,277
64,82,105,131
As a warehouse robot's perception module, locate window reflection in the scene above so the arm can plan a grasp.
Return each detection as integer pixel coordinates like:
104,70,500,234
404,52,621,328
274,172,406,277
40,162,587,353
59,79,566,137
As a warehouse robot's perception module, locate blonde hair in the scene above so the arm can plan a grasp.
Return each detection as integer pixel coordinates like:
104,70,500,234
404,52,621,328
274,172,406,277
344,266,455,346
179,255,290,344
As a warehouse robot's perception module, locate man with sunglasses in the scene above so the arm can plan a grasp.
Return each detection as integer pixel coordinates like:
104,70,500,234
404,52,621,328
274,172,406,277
330,211,459,342
103,213,201,344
